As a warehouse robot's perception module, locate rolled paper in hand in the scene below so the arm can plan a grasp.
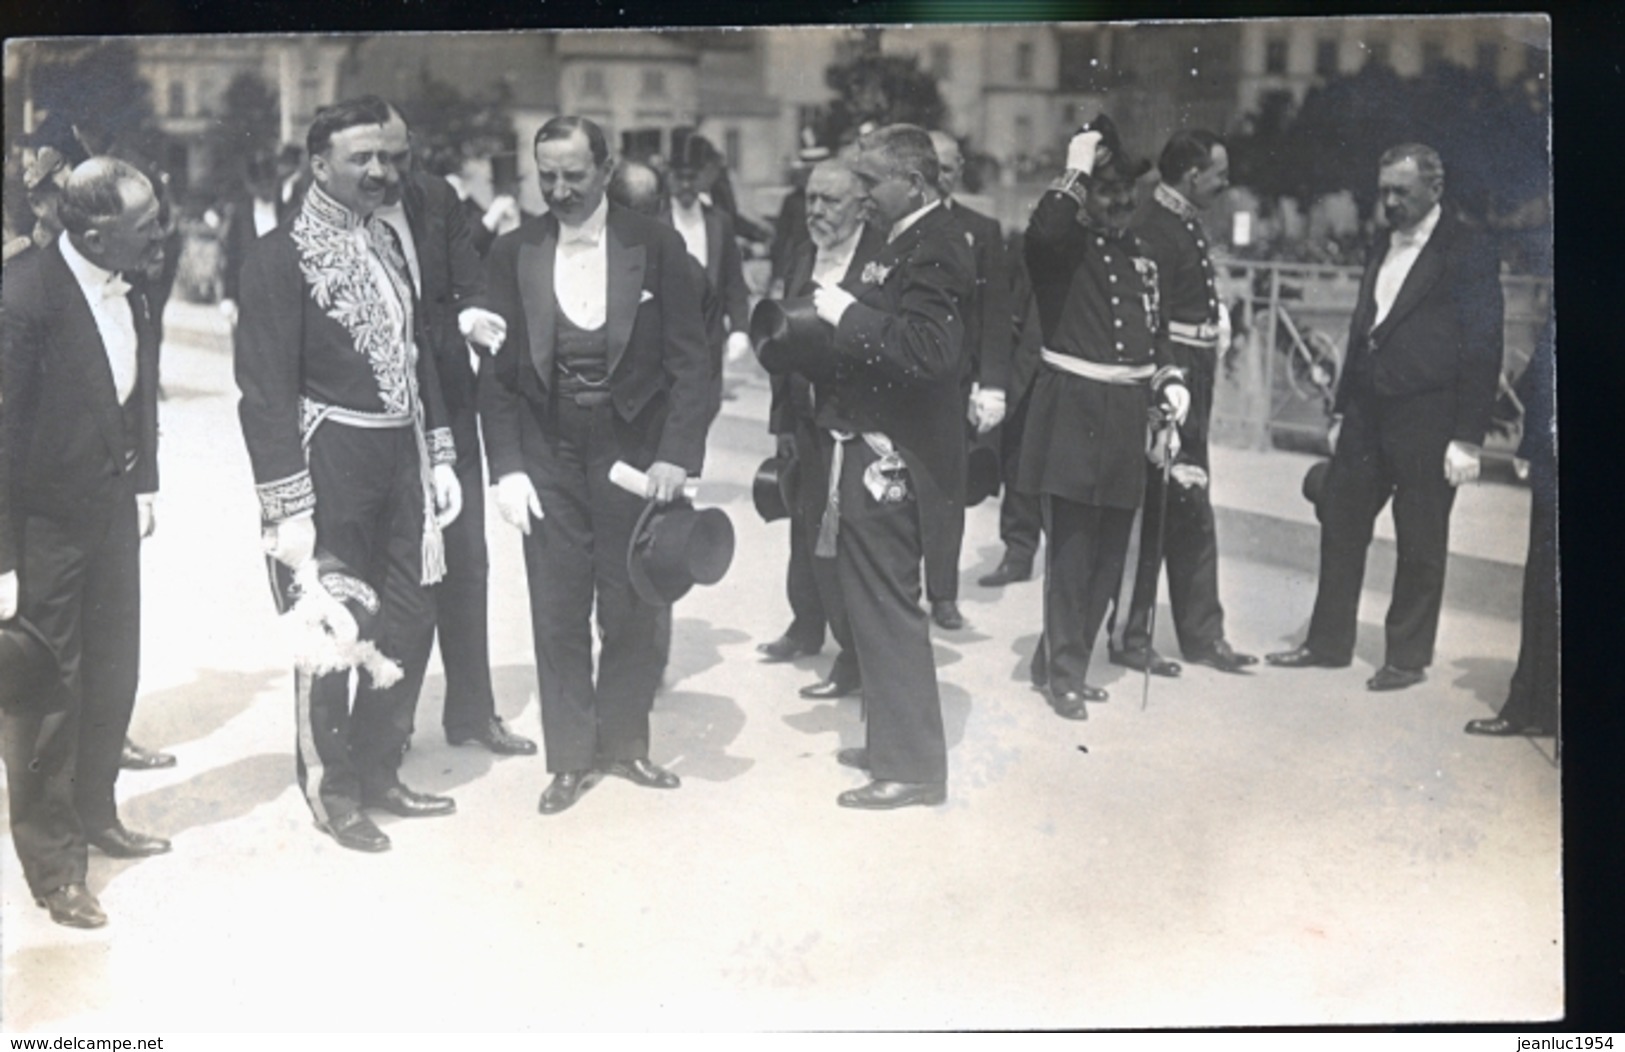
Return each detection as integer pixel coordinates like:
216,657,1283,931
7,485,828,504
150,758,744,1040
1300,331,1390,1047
609,460,700,501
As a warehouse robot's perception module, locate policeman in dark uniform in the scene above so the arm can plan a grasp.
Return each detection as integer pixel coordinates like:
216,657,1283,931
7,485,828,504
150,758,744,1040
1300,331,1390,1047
1109,130,1257,677
1020,116,1190,719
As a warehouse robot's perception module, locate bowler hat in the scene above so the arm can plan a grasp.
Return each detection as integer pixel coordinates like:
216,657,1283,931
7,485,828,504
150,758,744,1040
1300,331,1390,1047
750,297,836,379
0,617,58,712
628,499,737,606
753,455,800,523
1079,113,1151,183
966,444,1003,508
1301,459,1332,516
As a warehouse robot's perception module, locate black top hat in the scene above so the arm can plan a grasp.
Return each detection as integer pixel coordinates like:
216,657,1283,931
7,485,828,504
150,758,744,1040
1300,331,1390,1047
489,152,520,189
753,455,801,523
670,133,717,174
965,444,1003,508
0,617,59,712
628,499,737,606
1301,459,1332,513
1080,113,1151,183
750,297,837,380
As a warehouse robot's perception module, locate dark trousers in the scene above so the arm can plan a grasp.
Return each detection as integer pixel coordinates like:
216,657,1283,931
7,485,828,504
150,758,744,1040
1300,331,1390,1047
294,424,437,823
996,391,1042,568
1305,397,1456,668
1035,496,1135,693
782,421,828,650
830,440,945,785
1500,466,1558,727
433,446,498,735
800,428,855,680
1112,465,1226,658
1,481,139,897
923,426,968,605
521,399,662,773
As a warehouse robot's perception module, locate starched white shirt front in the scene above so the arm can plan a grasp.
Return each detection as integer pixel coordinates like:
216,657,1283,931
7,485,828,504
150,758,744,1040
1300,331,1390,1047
671,198,709,269
555,195,609,330
1373,204,1442,328
811,224,863,289
252,197,279,237
59,233,138,405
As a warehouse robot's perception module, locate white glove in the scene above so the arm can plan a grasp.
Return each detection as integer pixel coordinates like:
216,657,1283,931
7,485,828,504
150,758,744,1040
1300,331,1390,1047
458,307,507,353
1066,130,1104,176
1169,464,1209,490
1147,423,1182,466
725,331,752,364
1160,383,1191,427
0,569,17,620
495,472,544,535
970,387,1006,434
812,284,857,327
1327,414,1343,455
483,194,521,234
137,494,156,539
432,463,462,528
1217,301,1233,351
219,299,239,327
264,514,317,569
1444,440,1482,487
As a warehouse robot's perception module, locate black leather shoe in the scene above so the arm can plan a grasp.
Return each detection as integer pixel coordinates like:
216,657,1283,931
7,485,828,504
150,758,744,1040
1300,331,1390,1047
120,739,176,770
836,747,869,770
978,558,1032,587
1111,648,1182,677
1048,686,1104,720
757,634,821,662
319,811,391,852
837,779,946,810
800,675,860,700
1465,716,1554,737
538,771,598,815
1366,665,1426,692
362,784,456,818
1185,640,1258,674
87,822,172,858
931,600,966,631
1265,645,1349,669
600,758,680,789
36,883,107,928
447,717,538,756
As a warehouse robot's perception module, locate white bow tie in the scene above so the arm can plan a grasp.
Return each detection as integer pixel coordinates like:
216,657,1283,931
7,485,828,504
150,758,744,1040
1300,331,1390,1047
102,275,131,300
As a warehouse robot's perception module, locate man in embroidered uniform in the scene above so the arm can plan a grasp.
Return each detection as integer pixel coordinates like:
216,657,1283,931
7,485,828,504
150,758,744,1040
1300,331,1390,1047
803,124,974,809
236,96,464,853
761,159,885,701
922,130,1011,632
479,117,713,816
1267,143,1504,692
1,158,171,928
1020,116,1191,718
1110,130,1257,678
374,107,535,757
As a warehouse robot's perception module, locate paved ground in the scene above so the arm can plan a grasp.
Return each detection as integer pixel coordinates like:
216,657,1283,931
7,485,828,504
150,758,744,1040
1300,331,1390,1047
0,309,1560,1032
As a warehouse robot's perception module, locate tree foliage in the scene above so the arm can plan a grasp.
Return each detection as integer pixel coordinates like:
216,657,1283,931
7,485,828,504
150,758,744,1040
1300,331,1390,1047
394,67,515,169
28,40,167,165
202,71,280,195
1229,58,1550,225
822,49,947,148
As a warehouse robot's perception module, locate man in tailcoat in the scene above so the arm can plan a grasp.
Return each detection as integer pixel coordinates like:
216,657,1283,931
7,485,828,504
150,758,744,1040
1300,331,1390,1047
1267,143,1504,692
236,96,465,853
1,158,171,928
1020,116,1191,718
803,124,975,809
479,116,714,816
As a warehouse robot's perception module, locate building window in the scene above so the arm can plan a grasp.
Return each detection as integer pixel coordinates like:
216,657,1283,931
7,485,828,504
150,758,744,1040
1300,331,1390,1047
1060,101,1076,127
1314,38,1338,77
1476,40,1500,75
1264,36,1288,75
930,43,952,79
1016,42,1034,82
167,80,186,118
1422,38,1445,72
1366,40,1390,69
724,128,741,170
583,68,606,96
641,68,666,97
1014,114,1033,155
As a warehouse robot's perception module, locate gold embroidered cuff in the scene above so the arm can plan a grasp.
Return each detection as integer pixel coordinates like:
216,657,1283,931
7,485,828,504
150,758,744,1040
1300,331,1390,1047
258,471,316,524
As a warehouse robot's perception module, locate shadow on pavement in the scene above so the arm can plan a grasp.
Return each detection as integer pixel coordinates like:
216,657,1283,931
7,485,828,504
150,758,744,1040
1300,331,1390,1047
5,940,112,1032
652,690,752,781
128,667,283,751
1450,655,1517,709
666,616,752,688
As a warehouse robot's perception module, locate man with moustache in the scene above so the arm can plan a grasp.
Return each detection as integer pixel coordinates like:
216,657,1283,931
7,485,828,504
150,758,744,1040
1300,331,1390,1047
805,124,974,809
758,159,885,706
236,96,465,852
1,158,171,928
372,106,535,757
1109,130,1257,677
479,117,713,815
1021,116,1191,718
1267,144,1504,691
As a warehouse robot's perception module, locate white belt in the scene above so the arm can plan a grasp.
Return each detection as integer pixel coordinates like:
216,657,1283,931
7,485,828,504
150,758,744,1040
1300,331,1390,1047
1040,348,1154,385
1168,320,1220,349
